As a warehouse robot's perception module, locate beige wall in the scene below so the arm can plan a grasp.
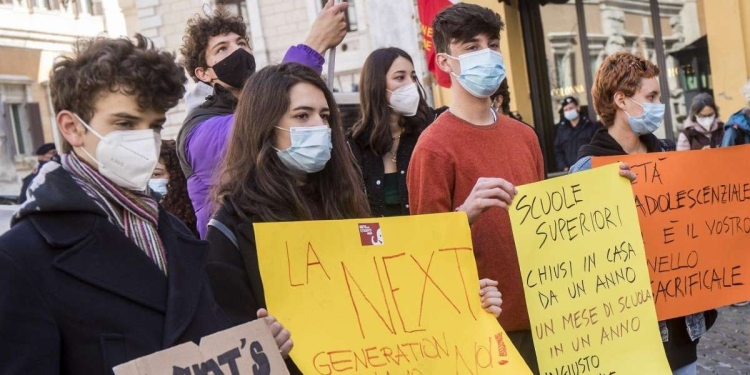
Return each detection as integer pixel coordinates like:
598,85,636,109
704,0,750,115
258,0,311,64
0,47,54,144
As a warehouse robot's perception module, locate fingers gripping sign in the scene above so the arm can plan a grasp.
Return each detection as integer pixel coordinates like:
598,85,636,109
479,278,503,318
257,308,294,359
457,177,518,225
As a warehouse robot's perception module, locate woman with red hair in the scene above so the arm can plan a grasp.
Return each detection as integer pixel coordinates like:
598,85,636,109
570,51,717,375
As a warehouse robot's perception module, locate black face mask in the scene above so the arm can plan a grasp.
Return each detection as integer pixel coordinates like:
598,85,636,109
209,48,256,89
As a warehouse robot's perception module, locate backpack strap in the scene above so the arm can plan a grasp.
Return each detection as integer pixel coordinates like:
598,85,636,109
208,218,238,249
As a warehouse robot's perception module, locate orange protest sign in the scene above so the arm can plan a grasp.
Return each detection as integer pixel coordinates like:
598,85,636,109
592,146,750,320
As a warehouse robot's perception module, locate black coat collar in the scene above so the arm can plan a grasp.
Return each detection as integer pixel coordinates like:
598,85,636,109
34,208,207,347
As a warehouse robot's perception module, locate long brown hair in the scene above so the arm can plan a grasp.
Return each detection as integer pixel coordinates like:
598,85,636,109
214,63,370,222
350,48,430,155
159,140,198,236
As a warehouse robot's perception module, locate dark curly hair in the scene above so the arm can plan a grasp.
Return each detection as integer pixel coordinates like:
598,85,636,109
159,140,198,236
180,8,248,82
433,3,504,55
50,34,186,153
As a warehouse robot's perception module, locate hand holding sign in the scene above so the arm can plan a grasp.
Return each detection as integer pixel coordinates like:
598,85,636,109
458,177,518,224
257,309,294,359
618,162,637,183
479,278,503,317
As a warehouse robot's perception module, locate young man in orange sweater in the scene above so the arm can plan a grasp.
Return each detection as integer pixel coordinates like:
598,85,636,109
407,4,636,373
407,4,542,371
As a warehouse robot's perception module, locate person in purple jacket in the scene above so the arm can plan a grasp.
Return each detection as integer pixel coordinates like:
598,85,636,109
177,2,348,238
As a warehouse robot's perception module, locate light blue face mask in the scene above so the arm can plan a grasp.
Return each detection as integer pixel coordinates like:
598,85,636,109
445,49,506,98
626,98,665,135
274,125,332,174
148,179,168,197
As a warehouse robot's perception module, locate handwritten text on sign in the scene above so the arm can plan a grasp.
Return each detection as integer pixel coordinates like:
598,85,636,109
509,164,670,375
254,214,531,374
113,320,289,375
593,146,750,319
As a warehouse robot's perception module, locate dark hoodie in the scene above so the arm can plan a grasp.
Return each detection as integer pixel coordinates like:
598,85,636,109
0,160,231,375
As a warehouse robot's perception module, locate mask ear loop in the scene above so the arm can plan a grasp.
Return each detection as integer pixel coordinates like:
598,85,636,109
70,113,105,164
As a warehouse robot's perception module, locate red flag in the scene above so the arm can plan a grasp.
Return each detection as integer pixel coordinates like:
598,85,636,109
417,0,453,88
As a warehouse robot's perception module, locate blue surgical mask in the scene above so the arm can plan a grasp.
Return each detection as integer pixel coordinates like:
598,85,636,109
445,49,506,98
274,125,332,174
148,179,168,197
625,98,665,135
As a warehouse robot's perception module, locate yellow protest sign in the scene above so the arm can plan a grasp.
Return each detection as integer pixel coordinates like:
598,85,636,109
255,213,531,375
508,164,670,375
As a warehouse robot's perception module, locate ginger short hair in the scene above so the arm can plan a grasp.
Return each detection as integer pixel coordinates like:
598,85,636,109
592,51,660,127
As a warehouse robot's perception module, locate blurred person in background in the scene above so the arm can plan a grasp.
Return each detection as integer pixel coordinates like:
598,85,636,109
491,78,525,123
553,96,598,172
721,79,750,147
17,143,57,204
676,93,724,151
150,140,198,237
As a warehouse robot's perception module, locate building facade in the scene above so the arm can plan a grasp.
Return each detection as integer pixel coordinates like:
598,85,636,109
0,0,127,195
2,0,748,195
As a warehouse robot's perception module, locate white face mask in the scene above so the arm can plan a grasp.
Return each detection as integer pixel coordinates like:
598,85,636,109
564,109,579,121
274,125,332,174
387,83,420,117
74,114,161,191
697,115,715,131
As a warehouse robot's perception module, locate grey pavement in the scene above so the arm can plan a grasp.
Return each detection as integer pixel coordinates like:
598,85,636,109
698,305,750,374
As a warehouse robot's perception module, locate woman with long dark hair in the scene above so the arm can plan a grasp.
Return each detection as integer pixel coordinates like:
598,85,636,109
206,64,503,372
349,48,440,217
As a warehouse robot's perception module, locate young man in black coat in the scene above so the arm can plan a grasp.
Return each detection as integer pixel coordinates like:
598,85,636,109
0,34,291,375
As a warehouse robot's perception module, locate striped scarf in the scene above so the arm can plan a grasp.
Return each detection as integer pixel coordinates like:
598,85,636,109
62,153,168,275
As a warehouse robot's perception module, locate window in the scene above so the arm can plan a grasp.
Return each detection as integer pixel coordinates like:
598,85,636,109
554,52,575,95
9,104,27,155
217,0,251,34
320,0,358,32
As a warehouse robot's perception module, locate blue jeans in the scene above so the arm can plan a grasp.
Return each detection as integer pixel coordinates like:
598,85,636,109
673,362,697,375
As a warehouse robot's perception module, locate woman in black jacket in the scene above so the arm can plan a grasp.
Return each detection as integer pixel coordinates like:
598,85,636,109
348,48,439,217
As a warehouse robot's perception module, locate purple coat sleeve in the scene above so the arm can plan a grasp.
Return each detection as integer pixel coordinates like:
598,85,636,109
282,45,325,74
184,114,234,238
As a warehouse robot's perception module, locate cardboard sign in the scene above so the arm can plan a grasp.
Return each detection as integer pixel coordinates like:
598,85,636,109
509,164,670,375
254,213,532,375
593,146,750,319
113,320,289,375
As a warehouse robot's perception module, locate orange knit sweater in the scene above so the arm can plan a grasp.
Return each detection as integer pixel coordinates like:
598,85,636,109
407,111,545,332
